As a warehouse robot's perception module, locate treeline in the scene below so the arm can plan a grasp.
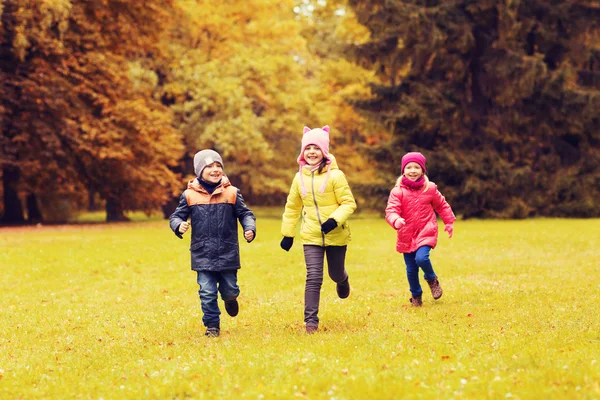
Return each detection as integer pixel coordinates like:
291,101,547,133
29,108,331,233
1,0,598,224
348,0,600,218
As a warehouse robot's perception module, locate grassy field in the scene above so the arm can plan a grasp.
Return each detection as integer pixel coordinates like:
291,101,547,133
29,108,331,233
1,211,599,399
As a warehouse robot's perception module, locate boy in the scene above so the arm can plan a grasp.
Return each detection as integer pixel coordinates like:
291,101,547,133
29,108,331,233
169,149,256,337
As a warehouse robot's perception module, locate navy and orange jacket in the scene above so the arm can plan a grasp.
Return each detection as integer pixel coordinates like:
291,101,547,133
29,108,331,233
169,176,256,271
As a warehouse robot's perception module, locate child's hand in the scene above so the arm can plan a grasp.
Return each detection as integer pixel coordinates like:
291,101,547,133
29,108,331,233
179,221,190,234
280,236,294,251
444,223,453,238
244,230,255,242
321,218,338,234
394,218,406,230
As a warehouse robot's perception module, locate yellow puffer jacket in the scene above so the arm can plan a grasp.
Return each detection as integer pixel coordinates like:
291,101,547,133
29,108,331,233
281,154,357,246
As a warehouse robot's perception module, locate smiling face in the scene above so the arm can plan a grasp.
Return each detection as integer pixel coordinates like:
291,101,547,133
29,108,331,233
303,144,324,167
403,162,424,181
201,162,223,183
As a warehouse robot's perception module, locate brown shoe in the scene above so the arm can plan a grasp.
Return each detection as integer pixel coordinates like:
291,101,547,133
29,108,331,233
426,278,443,299
410,295,423,307
306,325,318,334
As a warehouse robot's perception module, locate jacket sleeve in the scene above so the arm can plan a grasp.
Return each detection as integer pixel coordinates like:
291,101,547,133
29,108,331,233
234,189,256,234
385,187,403,229
431,185,456,225
281,175,303,237
169,193,190,239
329,171,357,225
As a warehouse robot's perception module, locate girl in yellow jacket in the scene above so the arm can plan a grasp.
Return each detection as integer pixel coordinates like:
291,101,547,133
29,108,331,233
280,125,357,334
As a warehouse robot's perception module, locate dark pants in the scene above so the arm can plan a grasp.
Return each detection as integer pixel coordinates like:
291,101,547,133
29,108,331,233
303,245,348,327
403,246,436,297
196,270,240,328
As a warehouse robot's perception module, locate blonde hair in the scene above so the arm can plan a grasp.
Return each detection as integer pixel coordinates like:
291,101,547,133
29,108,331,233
396,174,430,192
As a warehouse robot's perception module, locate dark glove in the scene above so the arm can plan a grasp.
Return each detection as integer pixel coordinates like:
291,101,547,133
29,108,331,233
280,236,294,251
321,218,338,234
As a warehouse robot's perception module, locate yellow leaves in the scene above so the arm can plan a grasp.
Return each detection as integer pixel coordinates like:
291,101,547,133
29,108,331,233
333,7,371,46
13,31,30,62
39,0,71,32
128,61,159,93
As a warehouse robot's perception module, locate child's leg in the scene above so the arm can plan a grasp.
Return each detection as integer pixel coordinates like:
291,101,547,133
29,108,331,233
403,251,423,297
326,245,350,298
415,246,443,299
218,270,241,317
325,245,348,283
217,270,240,301
414,246,436,281
303,245,325,327
196,271,221,328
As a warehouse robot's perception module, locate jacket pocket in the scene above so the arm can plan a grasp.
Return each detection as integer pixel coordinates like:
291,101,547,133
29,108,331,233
190,241,204,251
398,226,411,242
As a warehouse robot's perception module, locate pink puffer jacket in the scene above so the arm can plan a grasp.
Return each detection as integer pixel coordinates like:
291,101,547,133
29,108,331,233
385,180,456,253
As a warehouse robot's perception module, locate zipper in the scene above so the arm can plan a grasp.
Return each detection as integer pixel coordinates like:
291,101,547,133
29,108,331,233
311,171,325,247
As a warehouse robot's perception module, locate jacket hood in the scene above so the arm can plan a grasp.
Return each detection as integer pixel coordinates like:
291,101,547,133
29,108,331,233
301,153,339,176
299,153,338,196
187,175,231,193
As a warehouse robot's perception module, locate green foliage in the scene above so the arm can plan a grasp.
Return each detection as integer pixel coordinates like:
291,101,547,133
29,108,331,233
347,0,600,217
1,217,599,398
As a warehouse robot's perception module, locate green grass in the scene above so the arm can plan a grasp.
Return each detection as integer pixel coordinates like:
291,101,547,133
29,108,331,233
1,215,599,399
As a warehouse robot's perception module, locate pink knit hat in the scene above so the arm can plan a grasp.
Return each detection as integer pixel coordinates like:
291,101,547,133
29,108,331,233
297,126,331,166
401,152,427,174
297,125,332,196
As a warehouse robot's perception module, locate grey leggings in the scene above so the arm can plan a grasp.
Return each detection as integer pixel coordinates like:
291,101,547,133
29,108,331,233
303,245,348,327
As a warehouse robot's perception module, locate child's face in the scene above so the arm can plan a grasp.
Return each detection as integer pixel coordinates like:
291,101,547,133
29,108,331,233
403,162,423,181
303,144,324,166
201,162,223,183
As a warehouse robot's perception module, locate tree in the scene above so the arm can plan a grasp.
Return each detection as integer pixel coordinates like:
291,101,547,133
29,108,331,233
155,0,384,209
347,0,600,217
0,0,183,223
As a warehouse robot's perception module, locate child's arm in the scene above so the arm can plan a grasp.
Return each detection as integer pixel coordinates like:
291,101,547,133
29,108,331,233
327,171,357,226
385,187,405,229
281,176,302,238
431,186,456,225
234,190,256,242
169,193,191,239
431,185,456,237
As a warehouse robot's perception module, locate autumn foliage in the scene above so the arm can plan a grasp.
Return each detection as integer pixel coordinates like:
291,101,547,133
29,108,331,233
1,0,599,223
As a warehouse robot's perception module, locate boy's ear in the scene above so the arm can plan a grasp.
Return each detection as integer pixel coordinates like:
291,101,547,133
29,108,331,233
303,126,311,134
322,125,330,133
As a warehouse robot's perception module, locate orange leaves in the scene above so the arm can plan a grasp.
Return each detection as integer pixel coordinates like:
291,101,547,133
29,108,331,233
1,1,184,219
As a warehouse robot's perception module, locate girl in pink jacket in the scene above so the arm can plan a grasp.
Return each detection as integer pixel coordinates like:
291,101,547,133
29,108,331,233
385,152,456,307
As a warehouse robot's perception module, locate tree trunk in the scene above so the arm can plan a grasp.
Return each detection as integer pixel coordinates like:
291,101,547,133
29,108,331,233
161,196,179,219
88,189,98,211
105,198,129,222
26,193,43,224
0,166,25,225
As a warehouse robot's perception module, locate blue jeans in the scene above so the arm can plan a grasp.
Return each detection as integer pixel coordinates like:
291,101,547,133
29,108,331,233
196,270,240,328
403,246,437,297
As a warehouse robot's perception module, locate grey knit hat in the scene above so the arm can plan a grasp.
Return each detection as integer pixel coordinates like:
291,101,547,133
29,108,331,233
193,149,224,177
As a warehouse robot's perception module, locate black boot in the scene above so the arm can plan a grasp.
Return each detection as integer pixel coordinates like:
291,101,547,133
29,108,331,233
336,277,350,299
225,298,239,317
